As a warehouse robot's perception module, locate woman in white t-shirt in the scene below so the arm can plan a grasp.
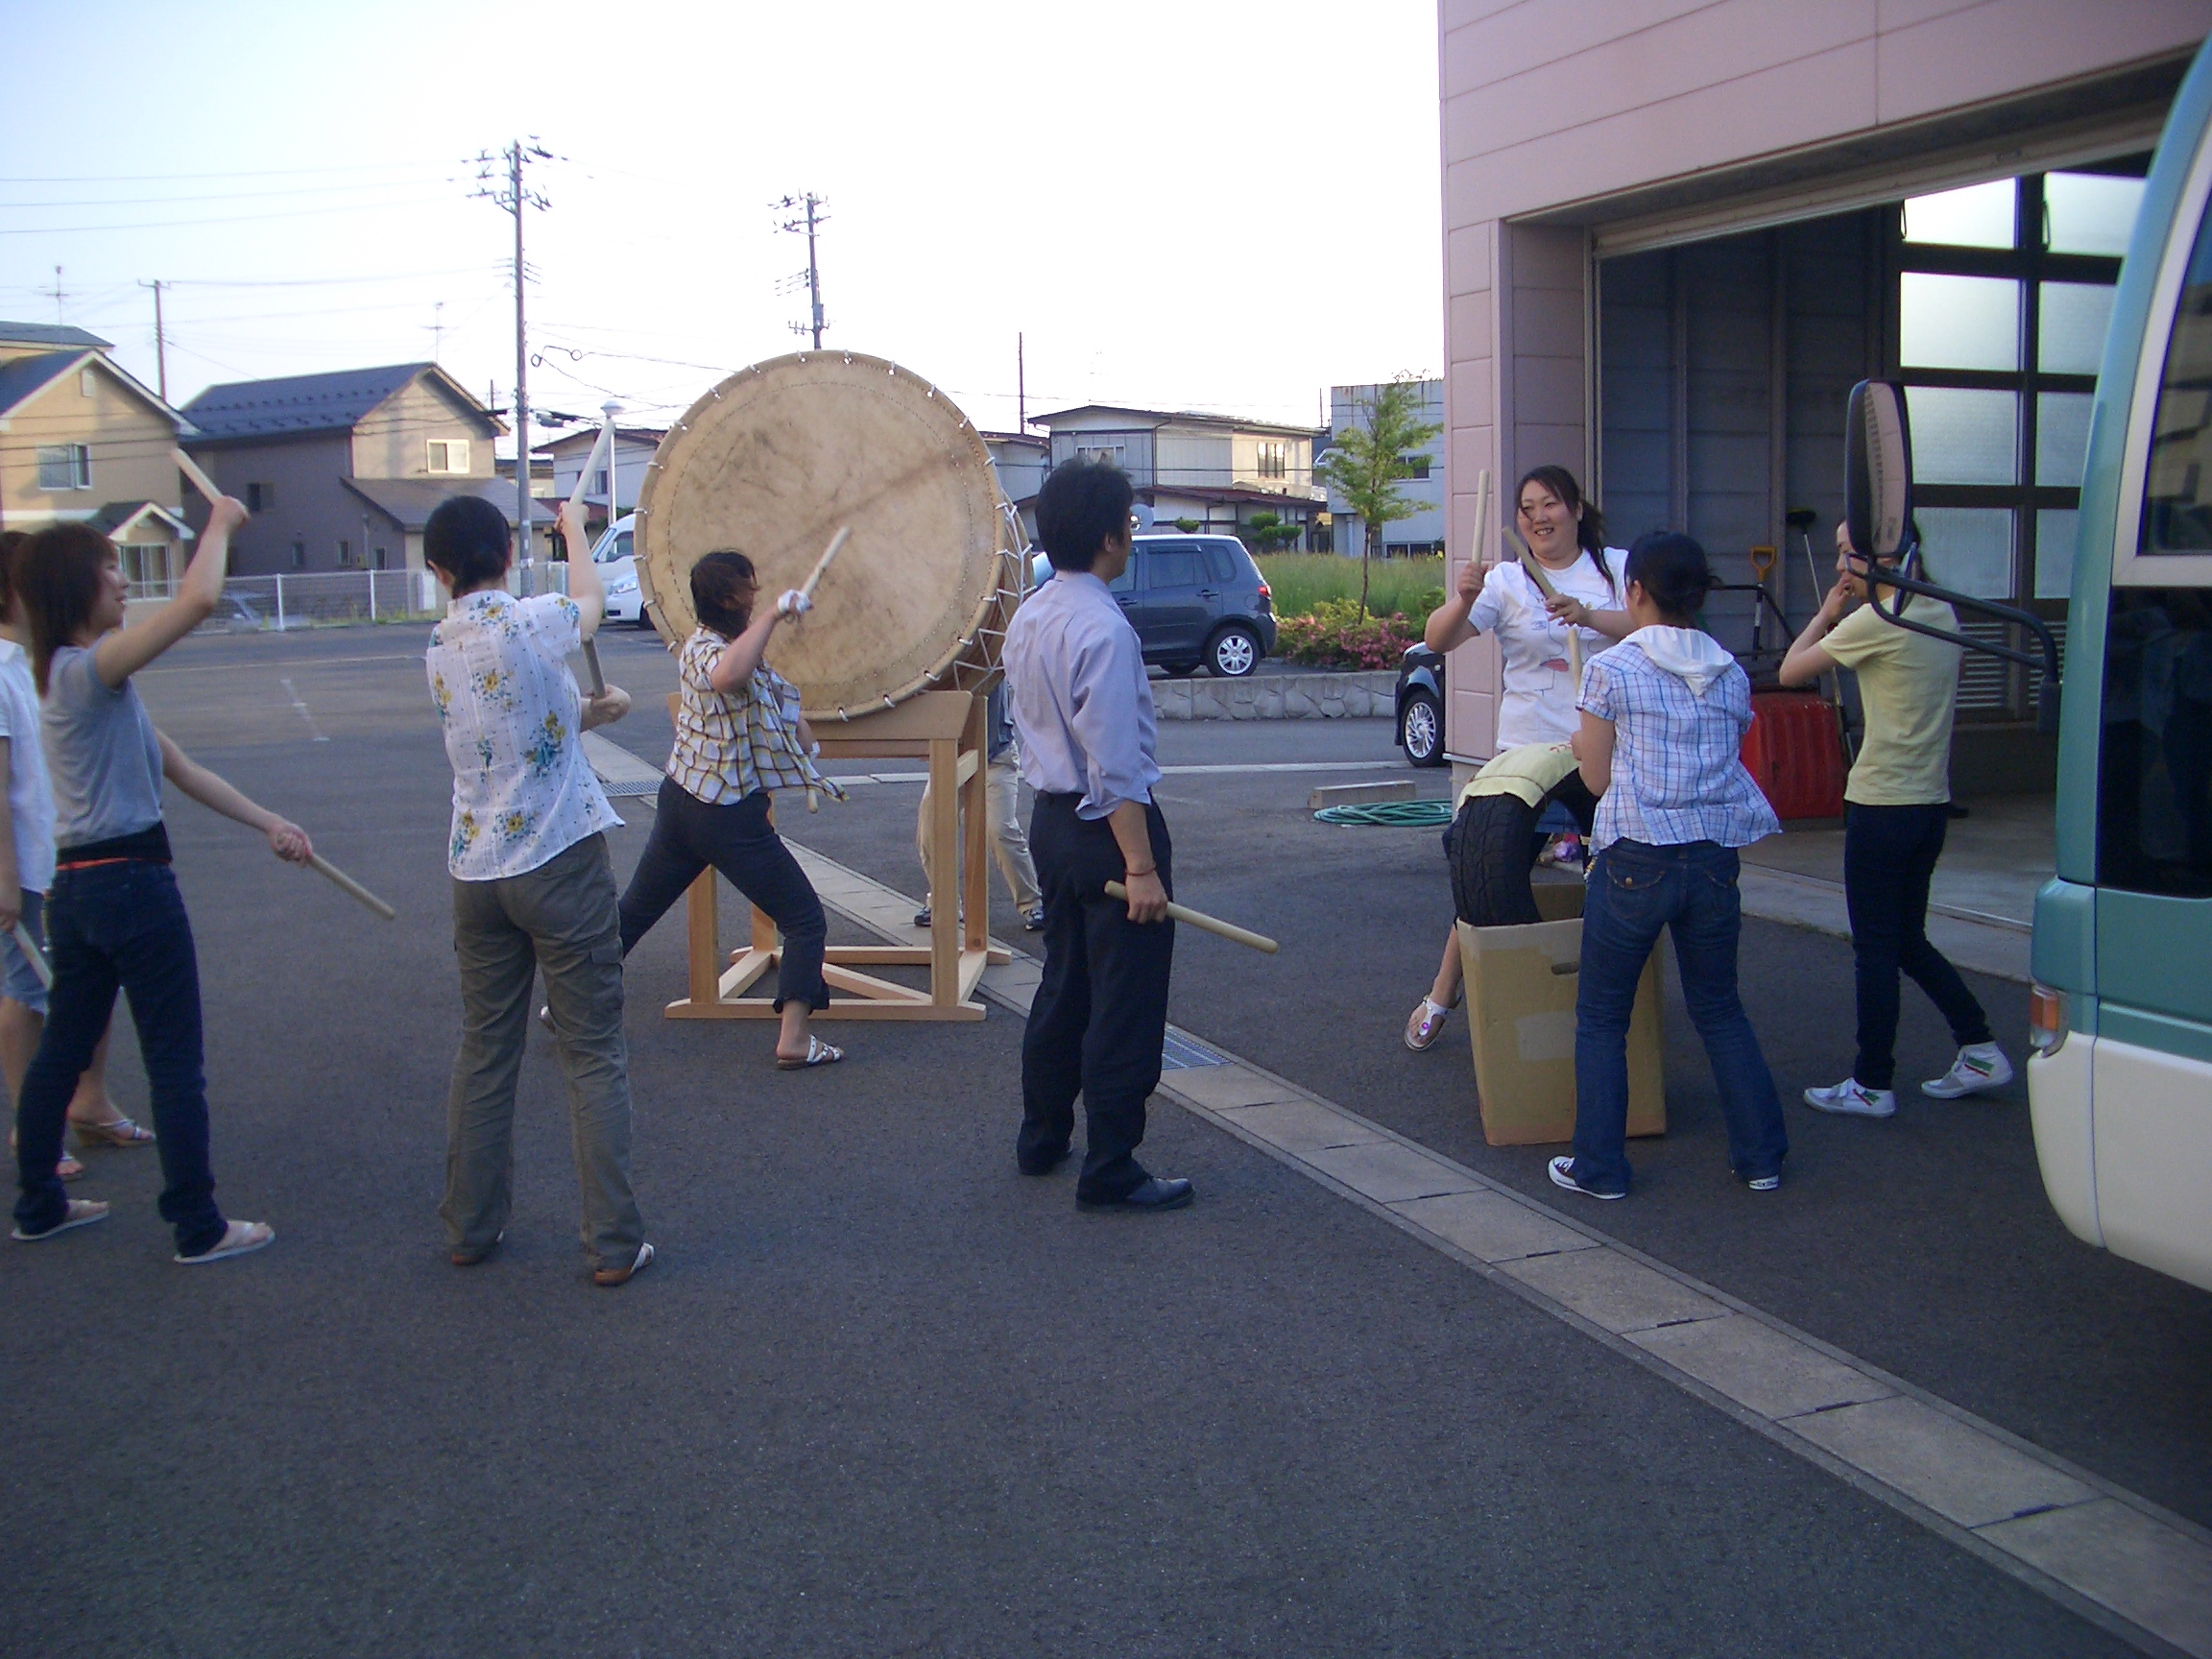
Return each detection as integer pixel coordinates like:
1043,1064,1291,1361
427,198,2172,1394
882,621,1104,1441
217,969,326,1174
1405,466,1632,1050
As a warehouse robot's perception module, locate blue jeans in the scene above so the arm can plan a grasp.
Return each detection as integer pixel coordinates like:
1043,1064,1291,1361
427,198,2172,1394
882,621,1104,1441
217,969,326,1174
1843,804,1991,1090
1571,840,1788,1195
12,860,225,1255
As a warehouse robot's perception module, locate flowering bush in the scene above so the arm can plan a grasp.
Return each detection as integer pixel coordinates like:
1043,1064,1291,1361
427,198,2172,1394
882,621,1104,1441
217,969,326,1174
1277,598,1424,670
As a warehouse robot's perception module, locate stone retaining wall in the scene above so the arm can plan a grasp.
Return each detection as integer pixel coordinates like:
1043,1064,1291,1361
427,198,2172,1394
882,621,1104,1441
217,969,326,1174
1151,670,1397,721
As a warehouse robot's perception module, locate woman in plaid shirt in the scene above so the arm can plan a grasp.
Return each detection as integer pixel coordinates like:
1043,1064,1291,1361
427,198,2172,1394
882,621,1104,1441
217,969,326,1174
615,551,846,1070
1552,532,1788,1202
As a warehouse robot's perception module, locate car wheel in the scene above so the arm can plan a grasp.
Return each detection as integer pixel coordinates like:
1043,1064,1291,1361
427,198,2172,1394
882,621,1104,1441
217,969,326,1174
1207,625,1261,678
1400,688,1446,767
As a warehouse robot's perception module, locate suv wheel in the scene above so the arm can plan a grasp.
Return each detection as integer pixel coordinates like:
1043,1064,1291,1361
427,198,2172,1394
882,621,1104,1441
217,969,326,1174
1207,624,1261,678
1400,688,1445,767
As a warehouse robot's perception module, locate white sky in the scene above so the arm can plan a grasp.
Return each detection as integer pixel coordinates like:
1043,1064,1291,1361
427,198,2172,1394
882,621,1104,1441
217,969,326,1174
0,0,1443,446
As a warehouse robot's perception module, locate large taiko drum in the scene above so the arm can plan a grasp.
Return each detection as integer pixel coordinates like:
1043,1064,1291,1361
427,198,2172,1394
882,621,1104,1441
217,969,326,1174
634,350,1023,721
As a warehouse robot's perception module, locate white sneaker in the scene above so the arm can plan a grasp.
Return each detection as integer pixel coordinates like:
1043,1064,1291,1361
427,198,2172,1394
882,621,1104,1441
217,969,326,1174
1922,1043,2013,1099
1803,1077,1897,1118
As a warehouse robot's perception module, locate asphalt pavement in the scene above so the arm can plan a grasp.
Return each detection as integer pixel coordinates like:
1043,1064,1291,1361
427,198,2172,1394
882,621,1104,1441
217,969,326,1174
1,622,2194,1657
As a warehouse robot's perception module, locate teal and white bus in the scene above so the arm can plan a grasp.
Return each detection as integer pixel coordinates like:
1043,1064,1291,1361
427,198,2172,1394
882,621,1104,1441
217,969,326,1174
2026,32,2212,1294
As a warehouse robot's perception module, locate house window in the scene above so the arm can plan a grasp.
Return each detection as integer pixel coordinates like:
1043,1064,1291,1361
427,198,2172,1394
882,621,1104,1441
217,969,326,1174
426,439,471,474
245,482,273,513
290,541,306,570
373,546,388,570
1074,444,1125,469
1398,454,1431,481
36,445,90,492
1257,442,1287,479
79,368,96,398
119,544,168,594
592,469,609,496
338,539,354,567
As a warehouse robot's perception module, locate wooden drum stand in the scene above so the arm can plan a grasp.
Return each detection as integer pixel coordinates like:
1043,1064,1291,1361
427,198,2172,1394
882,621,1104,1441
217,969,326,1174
663,688,1009,1023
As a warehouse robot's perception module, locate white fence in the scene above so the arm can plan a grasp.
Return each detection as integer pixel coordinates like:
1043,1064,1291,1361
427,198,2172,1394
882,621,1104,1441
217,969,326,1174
130,562,573,632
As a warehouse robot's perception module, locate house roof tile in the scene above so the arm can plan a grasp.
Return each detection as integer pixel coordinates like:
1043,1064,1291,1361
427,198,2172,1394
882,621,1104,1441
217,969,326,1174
343,476,557,533
0,322,112,350
0,350,86,418
181,363,492,444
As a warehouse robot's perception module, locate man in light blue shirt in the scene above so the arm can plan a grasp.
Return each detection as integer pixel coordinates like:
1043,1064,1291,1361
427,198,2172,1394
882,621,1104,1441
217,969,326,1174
1002,462,1191,1213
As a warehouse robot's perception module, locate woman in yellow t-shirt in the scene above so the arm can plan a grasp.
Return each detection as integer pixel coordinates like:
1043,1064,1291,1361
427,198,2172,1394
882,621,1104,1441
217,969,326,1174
1777,525,2009,1118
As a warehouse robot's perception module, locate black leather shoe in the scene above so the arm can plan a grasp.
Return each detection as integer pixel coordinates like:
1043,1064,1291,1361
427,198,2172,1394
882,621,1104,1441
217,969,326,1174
1077,1176,1193,1213
1018,1143,1074,1176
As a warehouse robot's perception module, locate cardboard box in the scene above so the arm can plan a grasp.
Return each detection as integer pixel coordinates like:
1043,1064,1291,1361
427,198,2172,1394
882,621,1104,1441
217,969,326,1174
1456,882,1666,1147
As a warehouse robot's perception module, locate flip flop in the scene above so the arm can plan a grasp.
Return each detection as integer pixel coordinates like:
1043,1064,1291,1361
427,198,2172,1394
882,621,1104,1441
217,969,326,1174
174,1219,275,1265
1405,997,1453,1051
775,1035,846,1070
72,1116,156,1148
12,1199,108,1241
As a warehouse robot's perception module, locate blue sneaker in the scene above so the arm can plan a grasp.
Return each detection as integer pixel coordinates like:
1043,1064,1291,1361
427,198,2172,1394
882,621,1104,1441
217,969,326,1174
1548,1155,1624,1201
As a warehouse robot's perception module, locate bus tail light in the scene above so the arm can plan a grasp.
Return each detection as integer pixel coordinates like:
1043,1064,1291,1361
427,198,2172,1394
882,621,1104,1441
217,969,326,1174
2029,983,2070,1054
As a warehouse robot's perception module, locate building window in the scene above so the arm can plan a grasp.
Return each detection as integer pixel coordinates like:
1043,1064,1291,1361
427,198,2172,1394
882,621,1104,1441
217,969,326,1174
1074,444,1125,469
373,546,388,570
245,481,273,513
119,543,168,594
337,539,354,567
36,445,90,492
1398,454,1431,481
1257,441,1287,479
79,368,96,398
290,541,306,570
591,469,609,496
426,439,470,474
1895,162,2146,712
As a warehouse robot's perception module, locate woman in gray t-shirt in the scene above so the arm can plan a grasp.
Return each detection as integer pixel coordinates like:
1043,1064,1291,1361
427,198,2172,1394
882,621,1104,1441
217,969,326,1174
10,503,312,1263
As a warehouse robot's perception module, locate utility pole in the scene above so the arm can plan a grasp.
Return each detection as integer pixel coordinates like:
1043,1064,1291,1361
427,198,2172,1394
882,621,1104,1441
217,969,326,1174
476,139,553,593
143,280,168,400
1018,333,1026,431
774,193,829,349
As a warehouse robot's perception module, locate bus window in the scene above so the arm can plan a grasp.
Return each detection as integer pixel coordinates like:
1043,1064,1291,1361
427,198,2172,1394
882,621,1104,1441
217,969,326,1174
2098,589,2212,895
2139,199,2212,555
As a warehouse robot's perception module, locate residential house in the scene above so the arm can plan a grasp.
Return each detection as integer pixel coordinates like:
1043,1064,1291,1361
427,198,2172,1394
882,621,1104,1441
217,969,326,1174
540,423,665,535
1435,1,2209,785
1028,404,1326,548
0,322,195,589
979,430,1048,541
1320,379,1446,560
180,363,549,577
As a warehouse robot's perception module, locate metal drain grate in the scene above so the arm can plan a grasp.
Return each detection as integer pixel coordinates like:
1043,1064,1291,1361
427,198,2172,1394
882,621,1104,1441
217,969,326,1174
1161,1031,1229,1070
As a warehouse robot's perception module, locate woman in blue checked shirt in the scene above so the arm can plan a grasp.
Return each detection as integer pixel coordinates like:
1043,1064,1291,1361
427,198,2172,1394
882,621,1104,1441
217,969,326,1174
1552,532,1788,1203
615,551,846,1070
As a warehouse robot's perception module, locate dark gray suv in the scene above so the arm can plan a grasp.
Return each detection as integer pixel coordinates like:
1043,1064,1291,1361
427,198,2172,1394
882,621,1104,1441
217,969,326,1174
1030,535,1278,677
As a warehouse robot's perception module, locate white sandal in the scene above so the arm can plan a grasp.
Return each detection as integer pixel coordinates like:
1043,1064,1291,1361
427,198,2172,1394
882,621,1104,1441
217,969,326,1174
175,1219,275,1264
776,1034,845,1070
1405,997,1454,1051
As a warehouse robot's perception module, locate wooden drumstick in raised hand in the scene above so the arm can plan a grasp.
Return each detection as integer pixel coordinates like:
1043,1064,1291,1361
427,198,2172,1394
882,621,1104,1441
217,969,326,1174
799,527,851,603
1104,881,1279,954
174,446,225,507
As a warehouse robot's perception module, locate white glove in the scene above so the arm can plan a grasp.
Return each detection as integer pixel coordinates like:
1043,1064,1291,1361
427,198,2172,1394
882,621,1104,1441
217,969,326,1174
776,589,812,619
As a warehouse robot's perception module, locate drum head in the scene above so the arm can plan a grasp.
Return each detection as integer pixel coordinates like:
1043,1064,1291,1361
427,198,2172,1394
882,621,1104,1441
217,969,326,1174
636,351,1007,718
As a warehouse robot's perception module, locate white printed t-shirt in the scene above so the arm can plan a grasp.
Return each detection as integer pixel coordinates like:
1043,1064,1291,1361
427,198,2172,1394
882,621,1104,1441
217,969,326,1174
1467,547,1630,748
427,589,620,879
0,640,55,893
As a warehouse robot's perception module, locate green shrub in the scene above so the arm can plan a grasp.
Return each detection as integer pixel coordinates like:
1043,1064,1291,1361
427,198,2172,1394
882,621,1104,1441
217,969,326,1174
1255,554,1446,620
1276,597,1424,670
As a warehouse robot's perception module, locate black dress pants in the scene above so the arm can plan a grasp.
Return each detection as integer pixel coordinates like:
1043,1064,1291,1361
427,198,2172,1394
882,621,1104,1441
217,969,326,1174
1843,802,1992,1089
617,780,830,1012
1020,793,1174,1202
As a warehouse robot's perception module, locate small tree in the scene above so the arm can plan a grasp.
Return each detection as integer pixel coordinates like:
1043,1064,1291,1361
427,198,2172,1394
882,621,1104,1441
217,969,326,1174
1314,376,1442,621
1239,510,1301,554
1172,517,1202,534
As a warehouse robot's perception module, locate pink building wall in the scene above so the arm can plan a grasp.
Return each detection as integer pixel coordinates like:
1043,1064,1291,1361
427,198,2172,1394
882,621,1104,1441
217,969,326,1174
1437,0,2212,760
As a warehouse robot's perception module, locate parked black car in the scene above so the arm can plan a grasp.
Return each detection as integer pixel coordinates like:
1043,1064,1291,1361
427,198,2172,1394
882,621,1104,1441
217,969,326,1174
1395,642,1448,766
1031,535,1277,678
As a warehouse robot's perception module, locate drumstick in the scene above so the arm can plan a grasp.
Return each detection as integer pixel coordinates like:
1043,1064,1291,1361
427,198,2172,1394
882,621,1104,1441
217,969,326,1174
799,526,851,603
1104,881,1278,954
567,424,613,516
172,446,225,506
582,639,606,699
307,854,397,921
12,924,51,991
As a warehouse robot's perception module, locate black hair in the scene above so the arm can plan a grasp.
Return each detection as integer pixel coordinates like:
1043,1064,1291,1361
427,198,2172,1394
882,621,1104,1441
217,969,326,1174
691,549,758,637
423,494,513,589
18,522,116,694
1623,531,1716,625
0,529,25,622
1036,460,1134,572
1517,465,1612,595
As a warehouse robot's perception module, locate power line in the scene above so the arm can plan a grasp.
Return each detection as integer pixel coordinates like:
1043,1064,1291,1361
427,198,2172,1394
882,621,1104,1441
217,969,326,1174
0,159,464,184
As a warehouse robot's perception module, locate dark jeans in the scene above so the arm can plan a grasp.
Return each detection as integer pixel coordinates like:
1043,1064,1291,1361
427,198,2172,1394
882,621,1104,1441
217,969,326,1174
1571,839,1788,1195
12,860,225,1255
618,780,829,1012
1021,795,1174,1202
1843,804,1992,1090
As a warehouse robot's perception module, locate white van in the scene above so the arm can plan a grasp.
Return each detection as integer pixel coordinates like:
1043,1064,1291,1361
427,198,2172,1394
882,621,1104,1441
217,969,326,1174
588,513,646,625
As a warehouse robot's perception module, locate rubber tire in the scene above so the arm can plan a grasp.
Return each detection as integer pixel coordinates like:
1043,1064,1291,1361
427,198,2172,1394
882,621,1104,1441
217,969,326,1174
1207,625,1262,678
1399,688,1446,767
1448,796,1544,928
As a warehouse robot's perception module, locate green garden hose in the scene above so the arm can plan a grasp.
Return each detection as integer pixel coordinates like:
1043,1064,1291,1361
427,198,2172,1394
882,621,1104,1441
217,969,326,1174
1313,800,1456,828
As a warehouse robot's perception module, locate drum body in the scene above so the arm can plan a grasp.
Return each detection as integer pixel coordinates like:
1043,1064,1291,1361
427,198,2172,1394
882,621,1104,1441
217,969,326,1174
635,350,1022,719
